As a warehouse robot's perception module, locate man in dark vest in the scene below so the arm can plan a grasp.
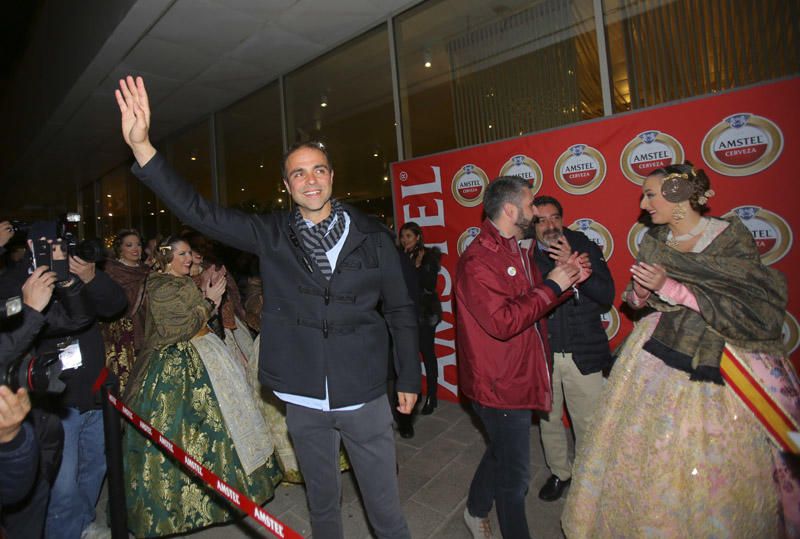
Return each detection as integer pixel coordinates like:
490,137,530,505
532,195,615,501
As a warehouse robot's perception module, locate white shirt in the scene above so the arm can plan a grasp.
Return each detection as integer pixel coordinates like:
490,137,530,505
273,211,364,411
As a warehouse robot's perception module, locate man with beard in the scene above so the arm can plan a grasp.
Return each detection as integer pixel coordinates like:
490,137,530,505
531,195,615,502
455,177,589,538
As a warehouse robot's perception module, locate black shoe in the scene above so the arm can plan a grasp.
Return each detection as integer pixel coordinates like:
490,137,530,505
398,416,414,438
421,395,438,415
538,475,571,501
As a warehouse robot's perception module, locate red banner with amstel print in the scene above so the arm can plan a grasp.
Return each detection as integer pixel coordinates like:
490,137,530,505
391,77,800,402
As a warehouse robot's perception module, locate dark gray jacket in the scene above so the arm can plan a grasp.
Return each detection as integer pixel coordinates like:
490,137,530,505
534,228,615,374
133,154,420,408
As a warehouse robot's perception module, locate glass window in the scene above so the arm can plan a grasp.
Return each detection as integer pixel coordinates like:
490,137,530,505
285,25,396,222
216,82,285,213
79,181,97,239
395,0,602,157
604,0,800,112
164,119,214,201
97,165,132,248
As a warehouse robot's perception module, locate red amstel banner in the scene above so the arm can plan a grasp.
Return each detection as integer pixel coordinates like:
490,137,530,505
391,78,800,401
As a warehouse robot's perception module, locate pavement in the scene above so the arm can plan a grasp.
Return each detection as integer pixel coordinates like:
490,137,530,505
95,399,569,538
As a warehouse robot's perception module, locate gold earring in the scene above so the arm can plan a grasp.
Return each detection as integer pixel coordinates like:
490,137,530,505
672,203,687,222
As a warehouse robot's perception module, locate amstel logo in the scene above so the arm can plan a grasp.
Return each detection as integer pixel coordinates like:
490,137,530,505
451,164,489,207
702,113,783,176
499,154,543,195
554,144,607,195
783,312,799,356
620,130,685,185
568,218,614,261
601,305,620,340
457,227,481,256
626,222,650,259
723,206,793,265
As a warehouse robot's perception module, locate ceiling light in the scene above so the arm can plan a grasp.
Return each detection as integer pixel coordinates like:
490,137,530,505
423,49,432,68
190,148,198,161
320,95,328,108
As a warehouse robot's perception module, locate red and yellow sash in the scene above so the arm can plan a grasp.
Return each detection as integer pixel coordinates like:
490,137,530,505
720,346,800,454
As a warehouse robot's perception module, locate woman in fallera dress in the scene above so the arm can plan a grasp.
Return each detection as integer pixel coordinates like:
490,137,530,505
561,163,800,538
122,236,281,538
102,229,149,394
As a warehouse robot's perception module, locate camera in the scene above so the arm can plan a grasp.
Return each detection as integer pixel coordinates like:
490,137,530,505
59,213,105,263
1,350,66,394
27,214,105,281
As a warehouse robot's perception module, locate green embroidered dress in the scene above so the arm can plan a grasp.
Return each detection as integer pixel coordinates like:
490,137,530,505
123,272,281,537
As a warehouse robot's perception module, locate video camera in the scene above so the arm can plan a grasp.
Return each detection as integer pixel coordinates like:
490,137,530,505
14,213,105,281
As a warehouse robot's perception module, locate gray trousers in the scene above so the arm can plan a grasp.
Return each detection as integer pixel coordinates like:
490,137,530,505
285,396,410,539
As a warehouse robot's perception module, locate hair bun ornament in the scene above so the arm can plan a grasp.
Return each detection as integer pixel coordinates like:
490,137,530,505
158,245,172,253
697,189,715,205
661,172,693,203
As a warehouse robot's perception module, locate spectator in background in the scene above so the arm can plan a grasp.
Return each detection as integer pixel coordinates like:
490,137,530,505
101,229,149,394
143,234,162,268
531,195,615,502
0,220,125,539
0,387,37,533
399,222,442,416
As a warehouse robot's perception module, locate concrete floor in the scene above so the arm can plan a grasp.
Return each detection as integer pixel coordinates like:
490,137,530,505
97,399,569,538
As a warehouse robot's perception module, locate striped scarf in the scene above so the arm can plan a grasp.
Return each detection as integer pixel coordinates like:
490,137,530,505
294,200,346,279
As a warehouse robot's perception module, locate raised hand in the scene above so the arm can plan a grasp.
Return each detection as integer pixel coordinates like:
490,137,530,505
22,265,57,312
204,273,227,307
547,262,580,292
630,262,667,292
567,251,592,284
115,76,156,166
547,234,572,264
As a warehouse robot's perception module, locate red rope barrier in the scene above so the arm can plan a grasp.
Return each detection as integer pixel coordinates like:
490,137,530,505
106,392,303,539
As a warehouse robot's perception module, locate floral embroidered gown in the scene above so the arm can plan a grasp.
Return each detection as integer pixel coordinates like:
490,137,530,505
123,272,281,538
101,259,149,394
562,218,800,538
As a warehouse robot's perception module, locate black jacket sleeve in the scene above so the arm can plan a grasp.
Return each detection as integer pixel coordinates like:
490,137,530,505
378,232,421,394
133,153,261,254
39,279,94,338
84,270,126,319
0,306,45,365
0,422,39,507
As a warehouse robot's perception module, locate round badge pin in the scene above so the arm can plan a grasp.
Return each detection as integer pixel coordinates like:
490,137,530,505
507,266,517,276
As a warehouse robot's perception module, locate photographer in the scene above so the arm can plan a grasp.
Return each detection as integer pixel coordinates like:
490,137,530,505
0,262,65,539
0,221,126,539
0,386,36,511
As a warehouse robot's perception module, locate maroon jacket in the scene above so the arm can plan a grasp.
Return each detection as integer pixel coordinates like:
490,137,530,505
456,219,566,411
